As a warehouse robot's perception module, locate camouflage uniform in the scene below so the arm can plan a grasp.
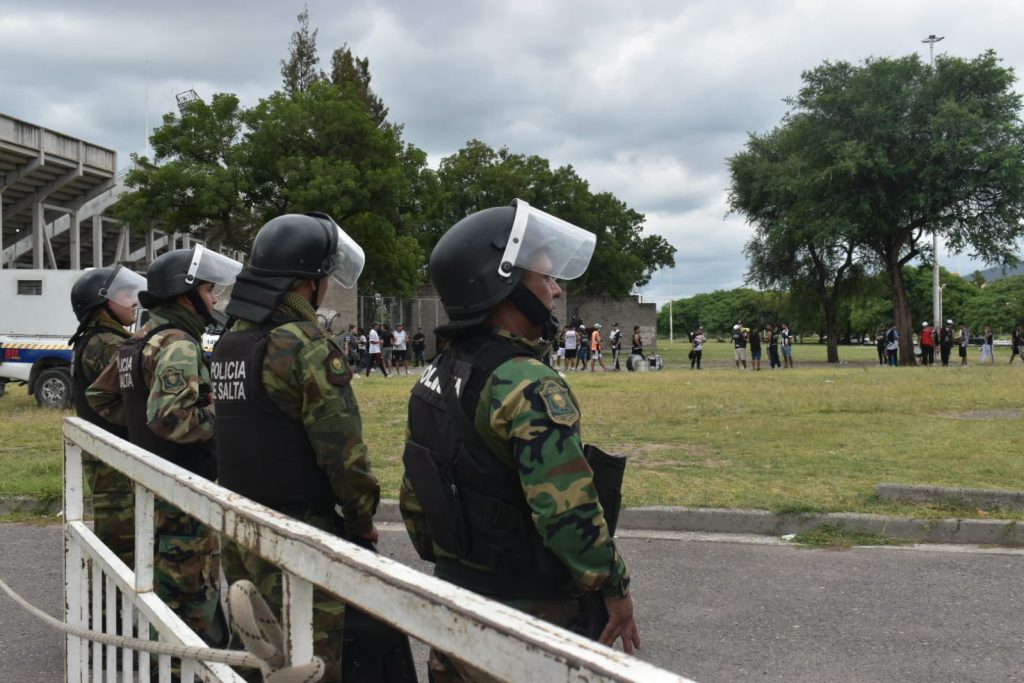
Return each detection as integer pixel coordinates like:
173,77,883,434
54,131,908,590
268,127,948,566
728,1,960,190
218,292,380,681
87,303,221,638
75,308,135,566
400,328,630,682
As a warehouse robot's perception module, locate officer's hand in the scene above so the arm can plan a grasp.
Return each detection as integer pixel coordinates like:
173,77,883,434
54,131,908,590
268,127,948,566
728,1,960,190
599,595,641,654
356,525,379,546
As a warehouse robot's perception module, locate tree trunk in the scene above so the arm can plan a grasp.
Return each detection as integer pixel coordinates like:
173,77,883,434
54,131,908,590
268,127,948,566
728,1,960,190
886,260,916,366
823,296,840,363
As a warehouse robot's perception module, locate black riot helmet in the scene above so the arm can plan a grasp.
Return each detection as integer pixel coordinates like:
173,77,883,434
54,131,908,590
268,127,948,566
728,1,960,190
71,267,116,321
226,212,365,323
139,246,242,324
430,199,596,338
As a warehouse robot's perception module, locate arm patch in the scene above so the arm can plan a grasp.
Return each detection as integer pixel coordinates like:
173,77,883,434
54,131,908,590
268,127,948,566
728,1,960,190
324,348,353,387
539,377,579,427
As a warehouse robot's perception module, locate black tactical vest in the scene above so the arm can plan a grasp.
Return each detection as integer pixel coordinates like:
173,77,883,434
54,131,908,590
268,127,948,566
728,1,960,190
212,322,334,514
405,332,574,601
118,324,216,478
72,329,129,440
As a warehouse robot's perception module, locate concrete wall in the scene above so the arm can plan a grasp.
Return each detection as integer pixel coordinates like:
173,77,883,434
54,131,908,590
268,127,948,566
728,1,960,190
318,283,358,334
568,295,658,350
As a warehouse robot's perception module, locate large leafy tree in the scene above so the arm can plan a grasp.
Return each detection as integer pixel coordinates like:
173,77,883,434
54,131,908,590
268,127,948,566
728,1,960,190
116,13,427,297
731,51,1024,365
730,121,863,362
423,140,675,296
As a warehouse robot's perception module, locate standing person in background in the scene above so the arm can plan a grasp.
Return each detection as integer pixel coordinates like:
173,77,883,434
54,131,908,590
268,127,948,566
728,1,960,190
69,265,146,566
939,320,955,367
576,324,590,371
748,323,762,371
393,322,410,375
88,246,242,646
590,323,607,372
690,326,705,370
766,323,781,369
367,322,389,377
957,321,970,366
875,326,887,366
919,322,936,367
1010,324,1023,365
884,321,900,367
609,322,623,371
781,322,794,368
381,323,394,371
731,324,748,370
631,325,644,358
342,324,359,368
563,324,578,371
980,324,995,365
412,327,427,368
357,328,369,372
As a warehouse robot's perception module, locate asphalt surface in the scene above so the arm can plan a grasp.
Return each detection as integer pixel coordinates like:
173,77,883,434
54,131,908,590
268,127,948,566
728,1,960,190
1,523,1022,682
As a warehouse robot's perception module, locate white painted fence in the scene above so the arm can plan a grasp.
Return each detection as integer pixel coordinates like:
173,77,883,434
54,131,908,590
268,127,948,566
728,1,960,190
64,416,695,682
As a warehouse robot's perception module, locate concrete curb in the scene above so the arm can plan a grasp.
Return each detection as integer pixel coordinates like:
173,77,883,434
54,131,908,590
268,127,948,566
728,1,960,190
876,483,1024,511
6,497,1021,546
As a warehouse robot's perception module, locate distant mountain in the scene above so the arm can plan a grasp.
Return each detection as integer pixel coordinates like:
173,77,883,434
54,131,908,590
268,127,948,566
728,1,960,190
976,262,1024,282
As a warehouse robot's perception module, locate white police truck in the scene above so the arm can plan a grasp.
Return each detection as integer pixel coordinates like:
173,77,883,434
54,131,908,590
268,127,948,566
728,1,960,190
0,269,81,408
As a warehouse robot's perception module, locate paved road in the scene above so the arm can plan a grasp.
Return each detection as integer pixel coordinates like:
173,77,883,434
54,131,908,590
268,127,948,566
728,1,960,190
2,523,1022,682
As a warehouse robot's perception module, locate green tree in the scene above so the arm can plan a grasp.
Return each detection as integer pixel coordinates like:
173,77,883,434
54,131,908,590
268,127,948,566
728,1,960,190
280,6,320,97
328,45,390,127
734,51,1024,365
424,140,675,296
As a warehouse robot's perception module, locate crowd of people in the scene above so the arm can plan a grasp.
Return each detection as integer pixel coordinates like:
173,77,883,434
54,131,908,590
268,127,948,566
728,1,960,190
876,320,1024,367
552,321,647,372
337,321,428,377
688,321,796,371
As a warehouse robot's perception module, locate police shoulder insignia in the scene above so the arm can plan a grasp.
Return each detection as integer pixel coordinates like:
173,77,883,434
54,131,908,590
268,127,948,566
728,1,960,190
539,377,579,427
160,367,185,393
325,349,352,387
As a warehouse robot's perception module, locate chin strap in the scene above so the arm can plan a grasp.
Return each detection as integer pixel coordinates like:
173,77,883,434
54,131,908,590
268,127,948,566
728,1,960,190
186,288,216,326
508,282,560,341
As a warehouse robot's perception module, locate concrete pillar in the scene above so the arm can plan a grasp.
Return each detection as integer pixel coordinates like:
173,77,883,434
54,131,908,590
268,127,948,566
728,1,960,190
0,189,4,269
92,215,103,266
146,227,156,263
70,210,80,270
32,202,44,268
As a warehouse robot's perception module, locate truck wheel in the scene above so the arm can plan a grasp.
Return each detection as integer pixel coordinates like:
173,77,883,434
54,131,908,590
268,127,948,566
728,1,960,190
35,368,72,409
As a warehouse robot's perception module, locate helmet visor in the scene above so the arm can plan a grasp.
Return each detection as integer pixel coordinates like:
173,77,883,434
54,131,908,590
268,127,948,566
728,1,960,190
499,199,596,280
327,225,365,289
186,245,243,294
101,266,146,308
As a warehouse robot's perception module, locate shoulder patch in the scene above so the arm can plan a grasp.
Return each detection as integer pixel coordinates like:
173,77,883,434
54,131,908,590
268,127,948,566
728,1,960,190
160,367,186,393
324,348,353,387
539,377,579,427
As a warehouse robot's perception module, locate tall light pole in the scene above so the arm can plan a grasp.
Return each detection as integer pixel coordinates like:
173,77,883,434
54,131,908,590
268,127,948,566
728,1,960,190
923,33,945,327
668,268,674,343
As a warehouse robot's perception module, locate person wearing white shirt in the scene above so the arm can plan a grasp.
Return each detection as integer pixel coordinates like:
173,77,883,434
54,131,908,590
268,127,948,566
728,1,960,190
392,323,409,375
366,322,389,377
563,325,578,371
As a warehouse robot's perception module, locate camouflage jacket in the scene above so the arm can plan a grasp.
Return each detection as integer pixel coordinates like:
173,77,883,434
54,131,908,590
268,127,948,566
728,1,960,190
231,292,380,536
87,304,215,444
400,328,630,598
77,309,131,385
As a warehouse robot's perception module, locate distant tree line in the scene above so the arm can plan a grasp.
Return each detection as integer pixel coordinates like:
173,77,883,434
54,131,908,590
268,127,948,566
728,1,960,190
658,268,1024,346
115,8,675,299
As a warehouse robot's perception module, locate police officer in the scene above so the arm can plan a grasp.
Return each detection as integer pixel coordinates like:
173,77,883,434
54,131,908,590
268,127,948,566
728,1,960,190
211,213,384,681
87,245,241,644
401,199,641,682
69,265,146,565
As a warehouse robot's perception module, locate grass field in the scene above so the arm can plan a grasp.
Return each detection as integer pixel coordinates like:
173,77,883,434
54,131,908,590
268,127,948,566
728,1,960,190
3,339,1023,521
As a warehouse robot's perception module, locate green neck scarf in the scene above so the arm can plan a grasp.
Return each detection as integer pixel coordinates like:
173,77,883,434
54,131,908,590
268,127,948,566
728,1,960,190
278,291,320,324
150,301,207,340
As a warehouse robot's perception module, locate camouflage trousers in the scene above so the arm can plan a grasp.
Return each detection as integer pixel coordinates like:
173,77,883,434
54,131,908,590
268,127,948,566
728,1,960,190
428,598,579,683
155,500,221,638
221,537,346,682
84,456,135,567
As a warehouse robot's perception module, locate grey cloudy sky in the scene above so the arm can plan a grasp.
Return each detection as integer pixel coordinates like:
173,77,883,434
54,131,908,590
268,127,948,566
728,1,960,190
3,0,1022,304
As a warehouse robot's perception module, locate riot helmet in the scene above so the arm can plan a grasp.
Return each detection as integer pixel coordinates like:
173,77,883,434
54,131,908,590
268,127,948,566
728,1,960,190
430,198,595,338
227,212,365,323
69,265,147,344
139,246,242,324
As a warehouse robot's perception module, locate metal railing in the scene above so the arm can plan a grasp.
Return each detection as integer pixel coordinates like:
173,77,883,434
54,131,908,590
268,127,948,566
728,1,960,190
64,416,693,682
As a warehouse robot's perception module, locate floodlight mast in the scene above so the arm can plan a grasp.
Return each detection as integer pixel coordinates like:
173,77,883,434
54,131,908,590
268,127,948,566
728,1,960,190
175,89,201,116
922,34,945,329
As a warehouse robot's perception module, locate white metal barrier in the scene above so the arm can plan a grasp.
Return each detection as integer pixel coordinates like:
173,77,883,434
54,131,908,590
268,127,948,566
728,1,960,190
64,416,694,682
